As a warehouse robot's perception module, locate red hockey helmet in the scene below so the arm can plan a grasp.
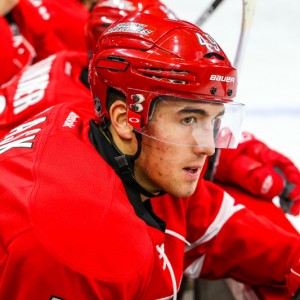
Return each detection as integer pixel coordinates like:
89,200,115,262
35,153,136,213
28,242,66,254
89,13,245,148
86,0,177,54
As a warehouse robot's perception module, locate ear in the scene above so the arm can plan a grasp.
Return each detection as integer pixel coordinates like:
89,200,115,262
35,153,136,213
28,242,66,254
109,100,134,141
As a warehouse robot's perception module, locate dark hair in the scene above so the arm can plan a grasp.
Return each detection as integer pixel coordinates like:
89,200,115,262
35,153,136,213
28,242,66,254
106,87,126,113
79,0,98,11
106,88,163,122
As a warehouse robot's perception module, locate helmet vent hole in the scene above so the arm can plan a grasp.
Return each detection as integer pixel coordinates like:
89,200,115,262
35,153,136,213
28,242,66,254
204,52,225,60
140,68,189,84
142,73,163,80
168,79,187,84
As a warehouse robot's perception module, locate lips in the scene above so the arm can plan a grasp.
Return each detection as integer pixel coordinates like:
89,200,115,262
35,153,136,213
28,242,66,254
183,163,203,177
183,167,200,174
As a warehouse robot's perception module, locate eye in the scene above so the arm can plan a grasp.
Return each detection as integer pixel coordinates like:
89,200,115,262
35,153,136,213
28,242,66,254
181,116,196,125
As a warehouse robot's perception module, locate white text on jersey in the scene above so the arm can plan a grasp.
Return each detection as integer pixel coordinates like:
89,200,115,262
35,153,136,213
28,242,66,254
0,117,46,154
63,112,80,128
13,55,56,115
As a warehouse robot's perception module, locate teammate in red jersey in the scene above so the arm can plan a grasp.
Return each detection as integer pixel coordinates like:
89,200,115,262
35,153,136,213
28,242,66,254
0,13,300,299
0,50,91,137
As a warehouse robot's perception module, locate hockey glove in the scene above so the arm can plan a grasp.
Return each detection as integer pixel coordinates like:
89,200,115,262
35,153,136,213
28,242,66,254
214,132,300,215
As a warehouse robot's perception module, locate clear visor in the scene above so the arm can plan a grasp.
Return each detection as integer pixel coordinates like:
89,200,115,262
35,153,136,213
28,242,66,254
127,92,245,149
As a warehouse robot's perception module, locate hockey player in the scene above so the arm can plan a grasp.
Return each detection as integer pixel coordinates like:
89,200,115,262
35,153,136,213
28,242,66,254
1,0,299,222
86,0,300,218
0,13,299,299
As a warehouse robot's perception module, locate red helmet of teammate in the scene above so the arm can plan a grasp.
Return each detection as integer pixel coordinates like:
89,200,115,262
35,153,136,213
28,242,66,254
86,0,177,55
89,12,245,148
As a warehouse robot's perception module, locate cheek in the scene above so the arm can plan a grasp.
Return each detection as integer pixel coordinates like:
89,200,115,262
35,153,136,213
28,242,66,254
152,146,177,172
141,141,171,173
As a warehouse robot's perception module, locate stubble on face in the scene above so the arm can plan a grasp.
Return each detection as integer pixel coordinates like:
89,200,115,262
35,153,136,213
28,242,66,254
134,134,205,199
133,98,220,198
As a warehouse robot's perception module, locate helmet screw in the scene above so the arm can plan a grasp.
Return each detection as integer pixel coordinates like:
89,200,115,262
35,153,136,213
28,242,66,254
227,89,233,96
130,104,143,112
131,94,145,103
210,87,217,95
94,97,102,113
132,94,139,102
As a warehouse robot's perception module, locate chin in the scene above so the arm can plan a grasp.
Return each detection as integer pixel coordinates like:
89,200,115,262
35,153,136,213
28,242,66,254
167,186,197,198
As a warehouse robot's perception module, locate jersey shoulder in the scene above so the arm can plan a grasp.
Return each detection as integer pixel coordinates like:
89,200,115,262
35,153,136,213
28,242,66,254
0,100,93,164
0,101,154,281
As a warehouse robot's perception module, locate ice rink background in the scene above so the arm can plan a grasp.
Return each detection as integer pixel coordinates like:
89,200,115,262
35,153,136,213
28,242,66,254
162,0,300,229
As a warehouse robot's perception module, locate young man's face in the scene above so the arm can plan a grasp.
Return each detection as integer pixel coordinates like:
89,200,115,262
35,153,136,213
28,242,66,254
134,97,224,198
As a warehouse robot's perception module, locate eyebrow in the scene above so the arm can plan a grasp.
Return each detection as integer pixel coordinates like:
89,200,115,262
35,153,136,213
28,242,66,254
177,106,225,117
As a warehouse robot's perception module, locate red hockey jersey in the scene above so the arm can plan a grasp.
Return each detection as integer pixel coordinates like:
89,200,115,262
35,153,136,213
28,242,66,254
0,16,35,86
12,0,89,60
0,101,299,299
0,50,91,138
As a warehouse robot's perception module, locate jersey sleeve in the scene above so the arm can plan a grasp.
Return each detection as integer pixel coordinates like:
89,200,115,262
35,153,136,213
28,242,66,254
183,179,300,288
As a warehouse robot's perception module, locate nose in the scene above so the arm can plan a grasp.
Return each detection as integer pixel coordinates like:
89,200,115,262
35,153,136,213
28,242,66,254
193,144,215,157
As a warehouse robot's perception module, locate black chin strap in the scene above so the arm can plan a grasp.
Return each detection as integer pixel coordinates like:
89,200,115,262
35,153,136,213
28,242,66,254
100,122,165,198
